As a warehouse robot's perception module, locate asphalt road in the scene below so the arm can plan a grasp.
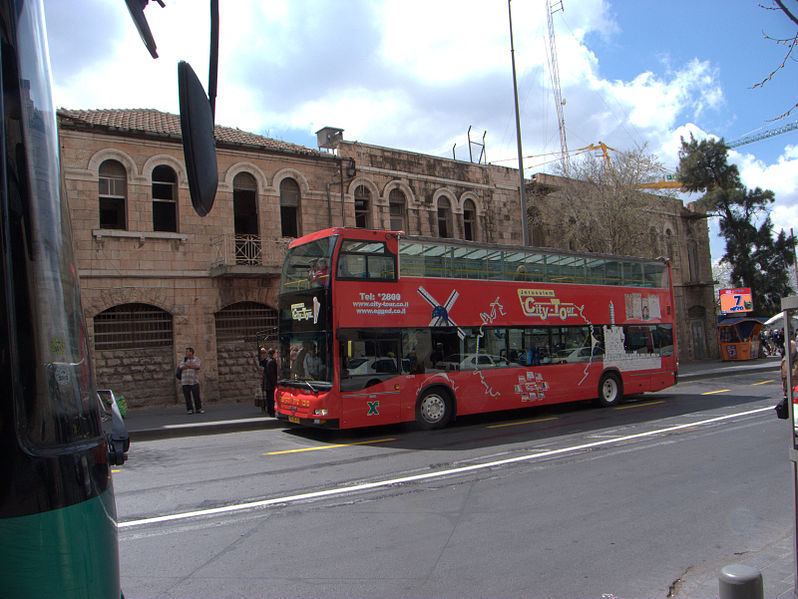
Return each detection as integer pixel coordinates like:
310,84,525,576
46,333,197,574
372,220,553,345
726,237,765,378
115,370,789,598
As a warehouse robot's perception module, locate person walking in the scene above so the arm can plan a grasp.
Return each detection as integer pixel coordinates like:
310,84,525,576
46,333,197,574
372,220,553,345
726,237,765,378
260,347,278,416
179,347,203,414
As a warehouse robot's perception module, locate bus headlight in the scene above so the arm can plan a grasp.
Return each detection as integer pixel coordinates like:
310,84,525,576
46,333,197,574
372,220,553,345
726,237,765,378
314,408,328,416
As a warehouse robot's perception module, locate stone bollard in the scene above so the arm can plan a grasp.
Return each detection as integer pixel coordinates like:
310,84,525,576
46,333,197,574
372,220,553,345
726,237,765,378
718,564,763,599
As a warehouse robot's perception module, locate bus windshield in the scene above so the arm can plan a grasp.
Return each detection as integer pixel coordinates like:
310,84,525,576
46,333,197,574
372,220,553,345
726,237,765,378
279,332,333,390
280,235,338,293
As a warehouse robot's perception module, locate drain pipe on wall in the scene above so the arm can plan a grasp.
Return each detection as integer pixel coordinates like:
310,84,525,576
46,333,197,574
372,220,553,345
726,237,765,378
326,157,356,227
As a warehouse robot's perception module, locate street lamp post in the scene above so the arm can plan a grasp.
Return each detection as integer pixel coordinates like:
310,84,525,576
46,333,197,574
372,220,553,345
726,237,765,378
508,0,528,247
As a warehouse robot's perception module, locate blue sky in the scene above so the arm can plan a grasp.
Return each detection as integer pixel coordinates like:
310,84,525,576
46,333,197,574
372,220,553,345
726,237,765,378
44,1,798,265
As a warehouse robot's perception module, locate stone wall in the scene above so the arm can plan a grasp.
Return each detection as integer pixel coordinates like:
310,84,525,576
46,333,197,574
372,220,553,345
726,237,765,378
217,339,264,406
94,346,174,408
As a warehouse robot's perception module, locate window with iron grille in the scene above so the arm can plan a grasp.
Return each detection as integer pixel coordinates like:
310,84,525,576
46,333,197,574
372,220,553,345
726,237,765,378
94,303,173,350
215,302,278,343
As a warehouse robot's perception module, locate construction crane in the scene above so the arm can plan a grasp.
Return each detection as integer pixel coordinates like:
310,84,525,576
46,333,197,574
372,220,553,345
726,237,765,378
521,141,685,190
726,120,798,148
545,0,568,173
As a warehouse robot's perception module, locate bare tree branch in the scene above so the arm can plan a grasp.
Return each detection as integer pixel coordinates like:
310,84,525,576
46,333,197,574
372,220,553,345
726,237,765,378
775,0,798,26
752,32,797,88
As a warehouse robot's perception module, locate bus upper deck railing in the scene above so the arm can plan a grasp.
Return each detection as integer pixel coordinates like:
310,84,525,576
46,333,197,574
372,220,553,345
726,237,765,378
397,240,668,288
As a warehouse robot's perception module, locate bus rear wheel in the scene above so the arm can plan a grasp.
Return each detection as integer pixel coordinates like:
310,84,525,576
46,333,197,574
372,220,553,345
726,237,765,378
597,372,623,407
416,388,453,429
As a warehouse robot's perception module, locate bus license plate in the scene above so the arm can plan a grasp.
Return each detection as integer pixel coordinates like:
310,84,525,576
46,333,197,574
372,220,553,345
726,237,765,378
289,416,300,424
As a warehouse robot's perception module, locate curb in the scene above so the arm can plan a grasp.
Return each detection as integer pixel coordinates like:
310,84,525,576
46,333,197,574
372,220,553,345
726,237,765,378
128,415,282,442
677,363,780,383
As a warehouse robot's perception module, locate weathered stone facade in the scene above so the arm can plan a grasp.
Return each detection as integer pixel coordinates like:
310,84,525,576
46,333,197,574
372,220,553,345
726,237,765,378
58,109,717,408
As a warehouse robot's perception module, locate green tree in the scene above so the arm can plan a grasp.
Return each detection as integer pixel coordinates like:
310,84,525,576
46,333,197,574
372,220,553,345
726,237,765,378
677,135,795,316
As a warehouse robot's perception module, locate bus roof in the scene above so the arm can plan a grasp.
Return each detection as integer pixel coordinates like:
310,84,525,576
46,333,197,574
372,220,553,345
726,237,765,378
290,227,668,266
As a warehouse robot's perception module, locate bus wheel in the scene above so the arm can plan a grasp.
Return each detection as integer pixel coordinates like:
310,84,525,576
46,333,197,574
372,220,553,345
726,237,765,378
597,372,623,407
416,389,453,429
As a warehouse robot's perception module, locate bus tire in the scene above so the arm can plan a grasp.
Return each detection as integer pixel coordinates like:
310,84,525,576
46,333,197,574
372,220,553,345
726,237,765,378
597,371,623,407
416,388,453,429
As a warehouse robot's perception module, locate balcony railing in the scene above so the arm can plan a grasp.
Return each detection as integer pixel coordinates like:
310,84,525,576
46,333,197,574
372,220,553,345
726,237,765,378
210,234,290,276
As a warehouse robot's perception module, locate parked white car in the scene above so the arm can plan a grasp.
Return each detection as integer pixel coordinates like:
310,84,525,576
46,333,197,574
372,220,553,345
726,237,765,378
345,356,409,376
437,353,509,371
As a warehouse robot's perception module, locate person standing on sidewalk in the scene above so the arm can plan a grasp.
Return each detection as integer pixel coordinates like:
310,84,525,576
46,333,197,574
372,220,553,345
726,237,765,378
259,347,278,416
179,347,203,414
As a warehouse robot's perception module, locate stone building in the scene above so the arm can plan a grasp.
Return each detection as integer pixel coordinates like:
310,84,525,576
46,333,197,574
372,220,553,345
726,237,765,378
57,108,717,409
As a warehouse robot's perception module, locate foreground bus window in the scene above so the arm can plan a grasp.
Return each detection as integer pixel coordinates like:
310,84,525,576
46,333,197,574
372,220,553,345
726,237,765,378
0,3,123,597
276,228,677,430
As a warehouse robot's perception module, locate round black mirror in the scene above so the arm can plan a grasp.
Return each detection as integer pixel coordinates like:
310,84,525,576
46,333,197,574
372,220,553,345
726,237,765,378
178,61,218,217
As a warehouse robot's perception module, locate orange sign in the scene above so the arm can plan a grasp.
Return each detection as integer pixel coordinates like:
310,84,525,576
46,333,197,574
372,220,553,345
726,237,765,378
719,288,753,314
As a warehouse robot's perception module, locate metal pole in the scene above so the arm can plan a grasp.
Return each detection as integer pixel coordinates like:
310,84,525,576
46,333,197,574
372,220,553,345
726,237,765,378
781,296,798,599
508,0,528,246
791,228,797,292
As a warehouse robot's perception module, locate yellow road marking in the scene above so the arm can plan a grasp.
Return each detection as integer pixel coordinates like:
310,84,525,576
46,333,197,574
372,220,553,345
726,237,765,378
752,379,775,385
613,400,665,410
264,438,396,455
487,417,557,429
701,389,731,395
112,469,122,473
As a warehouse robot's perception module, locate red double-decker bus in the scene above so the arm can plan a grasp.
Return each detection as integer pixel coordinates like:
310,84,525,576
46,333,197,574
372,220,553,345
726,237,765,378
275,228,677,429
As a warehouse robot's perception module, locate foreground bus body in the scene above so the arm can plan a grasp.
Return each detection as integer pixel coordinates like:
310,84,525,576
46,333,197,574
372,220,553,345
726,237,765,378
0,2,122,596
276,228,677,430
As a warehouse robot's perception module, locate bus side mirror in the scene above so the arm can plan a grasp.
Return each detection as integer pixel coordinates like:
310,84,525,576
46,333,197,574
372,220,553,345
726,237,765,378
178,61,218,217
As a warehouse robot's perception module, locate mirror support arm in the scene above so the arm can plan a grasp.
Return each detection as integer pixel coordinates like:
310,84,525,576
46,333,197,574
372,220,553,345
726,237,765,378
208,0,219,120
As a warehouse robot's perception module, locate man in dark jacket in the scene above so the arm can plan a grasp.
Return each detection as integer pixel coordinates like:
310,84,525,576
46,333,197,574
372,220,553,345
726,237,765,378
260,348,278,416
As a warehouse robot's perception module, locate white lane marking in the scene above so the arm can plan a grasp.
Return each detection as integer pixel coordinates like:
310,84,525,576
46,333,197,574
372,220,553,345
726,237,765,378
118,406,771,529
163,417,271,430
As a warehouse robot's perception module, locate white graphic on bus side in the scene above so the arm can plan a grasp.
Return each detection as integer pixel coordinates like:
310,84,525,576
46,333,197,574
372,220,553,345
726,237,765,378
417,286,466,340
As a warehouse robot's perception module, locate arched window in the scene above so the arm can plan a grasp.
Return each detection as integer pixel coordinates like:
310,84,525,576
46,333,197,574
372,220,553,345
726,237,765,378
280,178,301,238
687,241,699,282
665,229,674,261
463,198,477,241
94,303,172,350
437,197,453,238
649,227,658,255
234,172,260,264
99,159,126,229
152,165,177,232
388,188,406,231
354,185,371,228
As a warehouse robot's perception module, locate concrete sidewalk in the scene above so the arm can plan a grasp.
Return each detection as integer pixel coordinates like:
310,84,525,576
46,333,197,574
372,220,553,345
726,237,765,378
122,356,782,440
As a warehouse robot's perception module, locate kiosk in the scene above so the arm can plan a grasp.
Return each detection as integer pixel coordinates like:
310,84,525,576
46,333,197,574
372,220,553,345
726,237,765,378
717,316,765,361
